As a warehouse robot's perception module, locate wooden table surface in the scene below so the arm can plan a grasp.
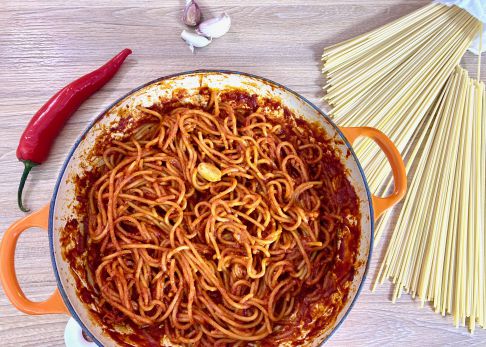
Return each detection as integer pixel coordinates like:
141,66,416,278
1,0,485,346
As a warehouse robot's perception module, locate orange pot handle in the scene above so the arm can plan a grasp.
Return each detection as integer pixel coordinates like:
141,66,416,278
339,126,407,221
0,204,69,315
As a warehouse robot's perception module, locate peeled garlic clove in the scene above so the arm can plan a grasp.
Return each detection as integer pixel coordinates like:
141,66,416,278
181,30,211,52
197,162,222,182
182,0,202,27
197,13,231,39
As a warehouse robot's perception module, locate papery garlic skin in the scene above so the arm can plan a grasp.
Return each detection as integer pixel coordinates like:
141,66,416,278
197,13,231,39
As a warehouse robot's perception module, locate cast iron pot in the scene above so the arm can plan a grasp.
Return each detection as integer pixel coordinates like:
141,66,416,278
1,71,406,346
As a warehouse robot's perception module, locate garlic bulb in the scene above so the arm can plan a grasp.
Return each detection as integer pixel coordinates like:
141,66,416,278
182,0,202,27
197,13,231,39
181,30,211,52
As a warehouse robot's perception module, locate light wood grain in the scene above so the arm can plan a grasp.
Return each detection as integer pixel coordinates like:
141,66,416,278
1,1,485,346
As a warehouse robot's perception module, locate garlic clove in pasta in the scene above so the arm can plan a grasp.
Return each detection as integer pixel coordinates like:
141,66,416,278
197,162,222,182
182,0,202,27
197,13,231,39
181,30,212,52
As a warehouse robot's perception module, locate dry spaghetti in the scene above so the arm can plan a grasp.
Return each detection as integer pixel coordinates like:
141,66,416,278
322,2,481,208
373,66,485,331
61,89,361,346
322,2,485,332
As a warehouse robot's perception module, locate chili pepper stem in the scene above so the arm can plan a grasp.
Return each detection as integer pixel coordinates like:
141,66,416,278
18,160,38,212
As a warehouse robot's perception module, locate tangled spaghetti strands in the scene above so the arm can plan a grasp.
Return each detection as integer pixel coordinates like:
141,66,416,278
85,91,360,346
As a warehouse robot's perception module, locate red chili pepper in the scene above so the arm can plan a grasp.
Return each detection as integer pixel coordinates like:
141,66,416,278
16,48,132,212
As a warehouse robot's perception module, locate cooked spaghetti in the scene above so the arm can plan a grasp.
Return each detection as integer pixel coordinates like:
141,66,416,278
61,89,361,346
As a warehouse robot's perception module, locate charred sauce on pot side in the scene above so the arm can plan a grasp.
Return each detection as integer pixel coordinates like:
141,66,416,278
60,87,361,347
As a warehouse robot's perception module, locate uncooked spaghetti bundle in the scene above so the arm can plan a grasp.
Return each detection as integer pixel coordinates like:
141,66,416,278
322,2,482,197
374,66,485,331
322,1,485,331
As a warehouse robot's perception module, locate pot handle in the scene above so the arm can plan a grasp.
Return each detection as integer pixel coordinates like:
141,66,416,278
339,127,407,221
0,204,69,315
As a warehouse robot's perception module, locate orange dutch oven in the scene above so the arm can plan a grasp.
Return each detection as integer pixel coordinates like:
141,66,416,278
0,71,406,346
